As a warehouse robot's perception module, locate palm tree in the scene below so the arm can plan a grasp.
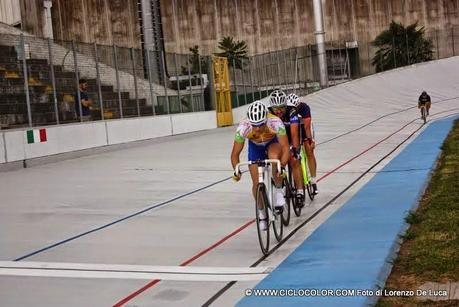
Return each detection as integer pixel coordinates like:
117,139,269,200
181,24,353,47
372,21,433,72
215,36,249,69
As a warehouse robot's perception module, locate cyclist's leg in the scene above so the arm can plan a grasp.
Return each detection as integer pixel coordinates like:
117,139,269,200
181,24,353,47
248,141,268,230
304,140,317,179
266,141,283,187
266,140,286,210
290,153,303,190
427,102,431,115
248,141,265,200
304,139,319,194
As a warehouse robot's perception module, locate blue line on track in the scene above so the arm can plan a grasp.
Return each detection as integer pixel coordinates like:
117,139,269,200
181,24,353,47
237,116,458,307
14,176,232,261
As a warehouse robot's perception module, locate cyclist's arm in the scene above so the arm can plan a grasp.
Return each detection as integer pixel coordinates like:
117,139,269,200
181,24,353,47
278,134,290,167
303,117,313,140
290,123,300,149
231,140,244,170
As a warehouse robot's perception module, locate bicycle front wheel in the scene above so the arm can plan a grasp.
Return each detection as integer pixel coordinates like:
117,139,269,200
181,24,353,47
255,183,270,255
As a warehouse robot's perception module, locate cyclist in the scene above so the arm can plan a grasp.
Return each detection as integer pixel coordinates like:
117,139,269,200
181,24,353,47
268,90,305,206
286,93,318,195
231,101,290,230
418,91,431,116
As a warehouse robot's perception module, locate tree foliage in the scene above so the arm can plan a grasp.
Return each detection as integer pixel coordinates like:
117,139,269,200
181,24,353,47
372,21,433,72
181,45,208,75
215,36,248,69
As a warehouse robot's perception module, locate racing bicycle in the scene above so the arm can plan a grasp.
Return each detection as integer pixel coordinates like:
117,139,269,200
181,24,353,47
235,159,284,255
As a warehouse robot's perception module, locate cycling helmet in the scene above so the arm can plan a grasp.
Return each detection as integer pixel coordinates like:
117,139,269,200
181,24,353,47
286,93,300,108
247,101,268,125
269,89,286,107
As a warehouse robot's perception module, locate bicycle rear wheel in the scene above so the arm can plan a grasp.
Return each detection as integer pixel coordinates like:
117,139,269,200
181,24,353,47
281,170,292,226
255,183,270,255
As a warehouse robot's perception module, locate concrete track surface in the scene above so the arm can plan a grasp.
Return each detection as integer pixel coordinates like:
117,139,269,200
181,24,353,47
1,57,458,306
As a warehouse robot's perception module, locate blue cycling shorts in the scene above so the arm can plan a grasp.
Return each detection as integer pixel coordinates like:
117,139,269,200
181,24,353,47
248,138,278,161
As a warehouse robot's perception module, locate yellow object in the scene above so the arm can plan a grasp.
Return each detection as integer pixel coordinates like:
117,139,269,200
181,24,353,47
4,71,20,79
213,56,233,127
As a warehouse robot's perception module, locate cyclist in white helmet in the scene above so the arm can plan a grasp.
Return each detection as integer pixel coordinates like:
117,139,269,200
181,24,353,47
286,93,318,195
231,101,290,230
269,90,305,205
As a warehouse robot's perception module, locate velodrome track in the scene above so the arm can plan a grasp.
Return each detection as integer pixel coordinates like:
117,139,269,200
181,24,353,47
0,57,458,306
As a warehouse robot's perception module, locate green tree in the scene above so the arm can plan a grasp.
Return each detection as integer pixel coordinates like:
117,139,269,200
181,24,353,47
372,21,433,72
215,36,249,69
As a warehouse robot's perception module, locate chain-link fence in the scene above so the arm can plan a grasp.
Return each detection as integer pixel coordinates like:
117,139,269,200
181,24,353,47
1,25,458,129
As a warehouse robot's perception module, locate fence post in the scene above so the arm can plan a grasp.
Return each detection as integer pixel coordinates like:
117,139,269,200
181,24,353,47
283,49,289,91
255,56,262,99
47,38,59,124
405,29,410,65
261,52,268,97
276,50,282,89
72,41,83,122
452,26,455,56
130,48,140,116
187,53,194,112
20,34,32,127
436,29,440,59
240,58,248,105
248,58,255,102
113,45,123,118
232,58,239,107
93,43,104,120
161,50,170,114
145,49,156,115
173,53,182,113
198,55,205,111
392,36,397,69
294,48,298,94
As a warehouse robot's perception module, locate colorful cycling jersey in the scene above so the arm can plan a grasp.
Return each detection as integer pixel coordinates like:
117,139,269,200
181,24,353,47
234,113,286,146
296,102,311,119
272,106,300,126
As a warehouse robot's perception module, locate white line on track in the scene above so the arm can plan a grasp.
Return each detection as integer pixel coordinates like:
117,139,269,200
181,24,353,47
0,261,271,282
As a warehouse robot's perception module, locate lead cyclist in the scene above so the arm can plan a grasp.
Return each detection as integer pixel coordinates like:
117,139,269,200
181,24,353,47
286,93,319,195
230,101,290,230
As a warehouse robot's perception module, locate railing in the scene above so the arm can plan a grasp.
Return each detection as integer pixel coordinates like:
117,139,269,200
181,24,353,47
0,24,458,129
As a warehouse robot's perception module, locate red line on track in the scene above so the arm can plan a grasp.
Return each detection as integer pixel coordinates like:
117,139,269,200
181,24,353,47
113,119,417,306
113,219,255,306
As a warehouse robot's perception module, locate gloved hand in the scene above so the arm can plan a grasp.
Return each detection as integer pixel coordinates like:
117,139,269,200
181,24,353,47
232,170,242,182
280,167,287,179
292,147,301,160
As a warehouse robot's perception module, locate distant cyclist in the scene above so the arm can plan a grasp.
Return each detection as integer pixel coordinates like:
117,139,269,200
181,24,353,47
418,91,431,116
231,101,290,230
268,90,305,205
286,93,318,195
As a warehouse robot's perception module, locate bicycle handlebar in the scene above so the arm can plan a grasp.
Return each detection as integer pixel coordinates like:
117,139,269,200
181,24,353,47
235,159,282,175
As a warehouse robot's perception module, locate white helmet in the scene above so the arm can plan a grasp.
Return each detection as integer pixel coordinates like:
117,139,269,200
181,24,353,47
286,93,300,108
269,89,286,107
247,101,268,125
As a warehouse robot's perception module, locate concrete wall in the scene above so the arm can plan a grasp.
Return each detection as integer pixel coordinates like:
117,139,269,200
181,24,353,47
0,0,21,25
19,0,141,48
0,111,217,164
162,0,459,55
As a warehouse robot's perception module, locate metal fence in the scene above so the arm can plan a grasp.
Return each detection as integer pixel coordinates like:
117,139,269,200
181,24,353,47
0,25,458,129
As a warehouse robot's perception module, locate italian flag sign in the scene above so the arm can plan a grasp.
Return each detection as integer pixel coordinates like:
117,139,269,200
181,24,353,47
26,129,47,144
